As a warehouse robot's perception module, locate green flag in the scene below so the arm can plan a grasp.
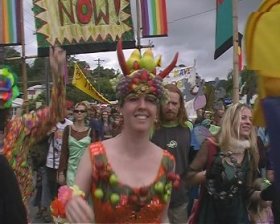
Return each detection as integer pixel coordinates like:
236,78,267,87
214,0,233,59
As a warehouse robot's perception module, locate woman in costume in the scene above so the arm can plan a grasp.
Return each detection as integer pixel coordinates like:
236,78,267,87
58,101,93,186
51,41,179,223
187,103,260,224
1,47,67,211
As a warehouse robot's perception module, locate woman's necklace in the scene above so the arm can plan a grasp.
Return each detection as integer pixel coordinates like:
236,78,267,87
206,151,245,200
73,124,87,132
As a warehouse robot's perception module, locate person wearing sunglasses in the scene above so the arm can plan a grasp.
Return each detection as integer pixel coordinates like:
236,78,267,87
58,101,96,186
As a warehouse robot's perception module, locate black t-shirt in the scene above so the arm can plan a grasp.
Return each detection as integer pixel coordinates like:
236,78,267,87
0,155,27,224
152,125,191,208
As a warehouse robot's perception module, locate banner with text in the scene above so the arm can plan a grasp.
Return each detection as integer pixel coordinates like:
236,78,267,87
33,0,135,56
72,63,110,104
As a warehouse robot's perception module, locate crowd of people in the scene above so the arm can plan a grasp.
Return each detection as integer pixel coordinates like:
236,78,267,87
0,42,279,224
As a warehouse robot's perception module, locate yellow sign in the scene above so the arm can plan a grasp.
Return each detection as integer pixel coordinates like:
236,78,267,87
72,64,110,104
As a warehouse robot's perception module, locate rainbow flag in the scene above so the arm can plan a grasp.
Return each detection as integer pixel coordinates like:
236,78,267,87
0,0,22,46
141,0,168,38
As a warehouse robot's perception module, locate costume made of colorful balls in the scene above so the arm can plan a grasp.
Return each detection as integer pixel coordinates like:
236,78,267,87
90,142,178,223
50,41,179,223
1,66,66,207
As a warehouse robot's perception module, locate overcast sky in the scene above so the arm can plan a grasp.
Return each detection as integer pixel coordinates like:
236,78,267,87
20,0,262,81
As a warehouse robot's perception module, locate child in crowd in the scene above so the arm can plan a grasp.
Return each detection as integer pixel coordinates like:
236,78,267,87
248,178,274,224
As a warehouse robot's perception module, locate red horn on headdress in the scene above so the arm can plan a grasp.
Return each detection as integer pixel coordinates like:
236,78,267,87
158,52,179,79
117,40,130,76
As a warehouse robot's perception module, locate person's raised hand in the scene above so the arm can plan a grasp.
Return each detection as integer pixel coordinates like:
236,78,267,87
65,196,94,223
49,46,66,85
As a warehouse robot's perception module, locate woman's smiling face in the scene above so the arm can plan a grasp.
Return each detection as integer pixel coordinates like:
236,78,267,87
239,107,253,139
120,94,158,132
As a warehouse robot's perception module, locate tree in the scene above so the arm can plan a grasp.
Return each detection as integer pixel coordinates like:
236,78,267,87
89,66,118,100
2,47,31,89
27,57,47,85
239,67,257,104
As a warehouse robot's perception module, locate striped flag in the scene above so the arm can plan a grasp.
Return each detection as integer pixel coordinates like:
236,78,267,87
140,0,168,38
0,0,22,46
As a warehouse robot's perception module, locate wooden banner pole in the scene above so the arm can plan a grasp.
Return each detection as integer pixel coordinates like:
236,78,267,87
19,0,29,112
232,0,240,104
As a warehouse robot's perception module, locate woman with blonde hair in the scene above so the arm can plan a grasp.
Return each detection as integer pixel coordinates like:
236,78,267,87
58,101,95,186
187,103,260,224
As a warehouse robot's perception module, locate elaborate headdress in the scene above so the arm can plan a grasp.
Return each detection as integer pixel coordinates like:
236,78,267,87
0,66,19,109
0,66,19,131
116,41,178,104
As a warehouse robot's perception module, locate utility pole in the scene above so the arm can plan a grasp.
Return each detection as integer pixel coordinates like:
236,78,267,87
94,58,105,92
136,0,141,51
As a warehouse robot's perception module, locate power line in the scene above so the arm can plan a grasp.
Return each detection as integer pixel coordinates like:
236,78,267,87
168,0,245,24
169,8,215,24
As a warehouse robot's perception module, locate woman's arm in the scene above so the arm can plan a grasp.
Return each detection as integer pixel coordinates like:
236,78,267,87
27,47,66,141
186,141,209,186
74,148,93,197
160,206,169,224
65,148,94,223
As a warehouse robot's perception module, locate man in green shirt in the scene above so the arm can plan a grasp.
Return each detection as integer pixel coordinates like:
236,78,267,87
152,84,191,223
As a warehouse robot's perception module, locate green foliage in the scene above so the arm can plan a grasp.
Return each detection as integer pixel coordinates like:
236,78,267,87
3,47,26,86
27,57,48,86
239,68,257,97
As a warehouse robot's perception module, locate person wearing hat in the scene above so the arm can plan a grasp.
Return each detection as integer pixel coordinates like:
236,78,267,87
51,41,179,223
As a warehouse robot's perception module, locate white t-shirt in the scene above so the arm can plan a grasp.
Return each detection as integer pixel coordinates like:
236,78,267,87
46,119,73,169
